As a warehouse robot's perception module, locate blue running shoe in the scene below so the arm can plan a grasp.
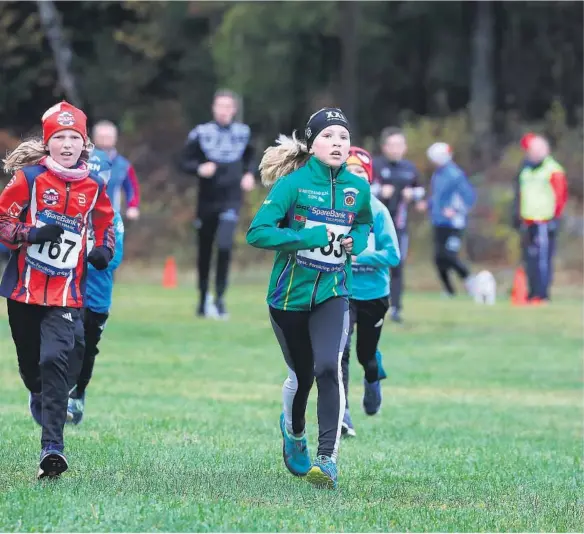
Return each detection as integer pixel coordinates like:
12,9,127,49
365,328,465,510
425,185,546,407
38,446,68,479
29,392,42,426
306,455,338,489
67,395,85,425
279,413,310,477
363,379,382,416
341,408,356,438
376,350,387,381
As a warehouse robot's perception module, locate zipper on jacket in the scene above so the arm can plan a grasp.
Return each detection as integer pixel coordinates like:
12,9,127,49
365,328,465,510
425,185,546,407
44,183,71,306
310,168,336,310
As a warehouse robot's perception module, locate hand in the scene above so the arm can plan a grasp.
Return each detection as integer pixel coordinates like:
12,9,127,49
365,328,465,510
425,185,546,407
415,200,427,212
443,207,456,219
240,172,256,192
126,207,140,220
402,187,414,202
381,184,395,199
87,246,112,271
341,236,354,255
351,255,358,262
198,162,217,178
29,224,64,244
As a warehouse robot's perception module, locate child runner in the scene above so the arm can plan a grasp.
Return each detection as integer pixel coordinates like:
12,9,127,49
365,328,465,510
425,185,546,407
67,149,125,424
0,101,115,478
340,146,400,437
247,108,373,489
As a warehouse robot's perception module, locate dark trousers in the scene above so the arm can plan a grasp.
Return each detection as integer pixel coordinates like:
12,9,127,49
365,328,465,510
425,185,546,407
433,226,470,295
522,222,557,300
269,297,349,460
196,209,238,303
68,308,109,398
342,297,390,409
390,230,408,311
7,299,78,449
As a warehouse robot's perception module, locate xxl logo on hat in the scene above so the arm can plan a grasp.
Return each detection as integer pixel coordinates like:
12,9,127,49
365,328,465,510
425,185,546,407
42,188,60,206
326,110,347,122
57,111,76,126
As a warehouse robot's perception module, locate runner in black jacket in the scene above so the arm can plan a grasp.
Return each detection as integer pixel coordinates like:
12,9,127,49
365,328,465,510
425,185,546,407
180,89,256,319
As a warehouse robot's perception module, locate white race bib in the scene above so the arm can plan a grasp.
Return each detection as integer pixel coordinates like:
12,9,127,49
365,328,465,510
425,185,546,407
296,207,352,273
26,210,83,277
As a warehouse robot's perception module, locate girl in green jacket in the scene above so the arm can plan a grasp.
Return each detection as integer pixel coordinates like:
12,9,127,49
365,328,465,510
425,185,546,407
247,108,373,489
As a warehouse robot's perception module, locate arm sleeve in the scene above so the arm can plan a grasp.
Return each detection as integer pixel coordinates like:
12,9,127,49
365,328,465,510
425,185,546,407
91,186,116,257
123,165,140,209
356,208,401,268
0,171,34,247
551,171,568,218
108,215,125,271
347,187,374,256
246,178,329,251
180,128,207,174
242,140,256,176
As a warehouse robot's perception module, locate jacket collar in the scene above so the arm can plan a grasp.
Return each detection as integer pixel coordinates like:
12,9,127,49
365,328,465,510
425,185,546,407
306,156,348,183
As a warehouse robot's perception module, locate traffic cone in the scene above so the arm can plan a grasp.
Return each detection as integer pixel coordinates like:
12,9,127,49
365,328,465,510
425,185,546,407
162,256,178,289
510,266,528,306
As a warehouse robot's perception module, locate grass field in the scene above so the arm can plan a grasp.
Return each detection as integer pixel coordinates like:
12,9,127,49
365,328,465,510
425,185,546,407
0,280,582,532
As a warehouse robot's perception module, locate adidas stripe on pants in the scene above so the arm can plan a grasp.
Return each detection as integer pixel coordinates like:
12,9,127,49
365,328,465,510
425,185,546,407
7,299,79,450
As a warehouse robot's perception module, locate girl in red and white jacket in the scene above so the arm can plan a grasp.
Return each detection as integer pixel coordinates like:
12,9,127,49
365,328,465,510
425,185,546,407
0,101,115,479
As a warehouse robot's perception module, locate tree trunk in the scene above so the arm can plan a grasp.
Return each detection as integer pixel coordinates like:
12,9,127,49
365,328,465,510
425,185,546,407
340,1,359,136
36,0,82,108
469,0,495,168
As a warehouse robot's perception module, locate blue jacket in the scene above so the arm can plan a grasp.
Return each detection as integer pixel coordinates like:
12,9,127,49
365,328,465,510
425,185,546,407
429,162,476,229
86,212,124,313
88,149,138,213
351,195,401,301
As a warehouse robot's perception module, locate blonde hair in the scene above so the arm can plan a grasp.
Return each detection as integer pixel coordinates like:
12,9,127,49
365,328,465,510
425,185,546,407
259,131,311,186
3,136,94,174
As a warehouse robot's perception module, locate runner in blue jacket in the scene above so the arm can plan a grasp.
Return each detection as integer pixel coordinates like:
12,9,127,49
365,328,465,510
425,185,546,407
341,147,400,437
67,150,125,424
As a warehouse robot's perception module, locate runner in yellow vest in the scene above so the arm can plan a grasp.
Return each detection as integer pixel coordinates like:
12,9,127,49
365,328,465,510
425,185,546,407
512,134,568,303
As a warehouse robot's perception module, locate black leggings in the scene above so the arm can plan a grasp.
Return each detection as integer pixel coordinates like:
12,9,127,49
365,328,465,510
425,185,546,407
342,297,389,408
269,297,349,460
433,226,470,295
196,209,238,302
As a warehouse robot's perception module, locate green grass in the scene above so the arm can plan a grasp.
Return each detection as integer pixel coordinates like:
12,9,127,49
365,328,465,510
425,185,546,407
0,281,582,532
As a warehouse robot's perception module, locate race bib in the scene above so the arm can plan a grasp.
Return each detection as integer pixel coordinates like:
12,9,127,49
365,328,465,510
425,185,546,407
352,232,376,273
296,207,352,273
26,210,83,277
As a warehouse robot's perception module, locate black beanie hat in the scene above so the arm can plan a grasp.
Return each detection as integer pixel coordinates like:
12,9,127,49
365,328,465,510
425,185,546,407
305,107,351,151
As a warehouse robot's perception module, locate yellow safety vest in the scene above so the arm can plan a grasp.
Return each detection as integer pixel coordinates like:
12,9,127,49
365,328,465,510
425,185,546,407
519,156,563,221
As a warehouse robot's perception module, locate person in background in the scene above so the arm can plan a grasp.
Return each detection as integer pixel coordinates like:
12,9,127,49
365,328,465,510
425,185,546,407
426,142,476,298
180,89,256,319
341,146,400,438
92,120,141,221
373,127,425,323
512,133,568,303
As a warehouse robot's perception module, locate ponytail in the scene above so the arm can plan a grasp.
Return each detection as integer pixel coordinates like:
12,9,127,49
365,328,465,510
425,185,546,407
259,131,311,187
3,137,94,174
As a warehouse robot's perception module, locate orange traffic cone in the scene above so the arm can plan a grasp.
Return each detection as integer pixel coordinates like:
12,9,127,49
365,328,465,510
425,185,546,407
162,256,178,289
510,266,528,306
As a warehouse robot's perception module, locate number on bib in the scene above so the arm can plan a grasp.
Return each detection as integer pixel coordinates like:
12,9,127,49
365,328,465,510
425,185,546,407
296,207,352,273
26,210,83,277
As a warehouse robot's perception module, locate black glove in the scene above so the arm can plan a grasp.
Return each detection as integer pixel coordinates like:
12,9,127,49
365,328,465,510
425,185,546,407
28,224,64,244
87,246,112,271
